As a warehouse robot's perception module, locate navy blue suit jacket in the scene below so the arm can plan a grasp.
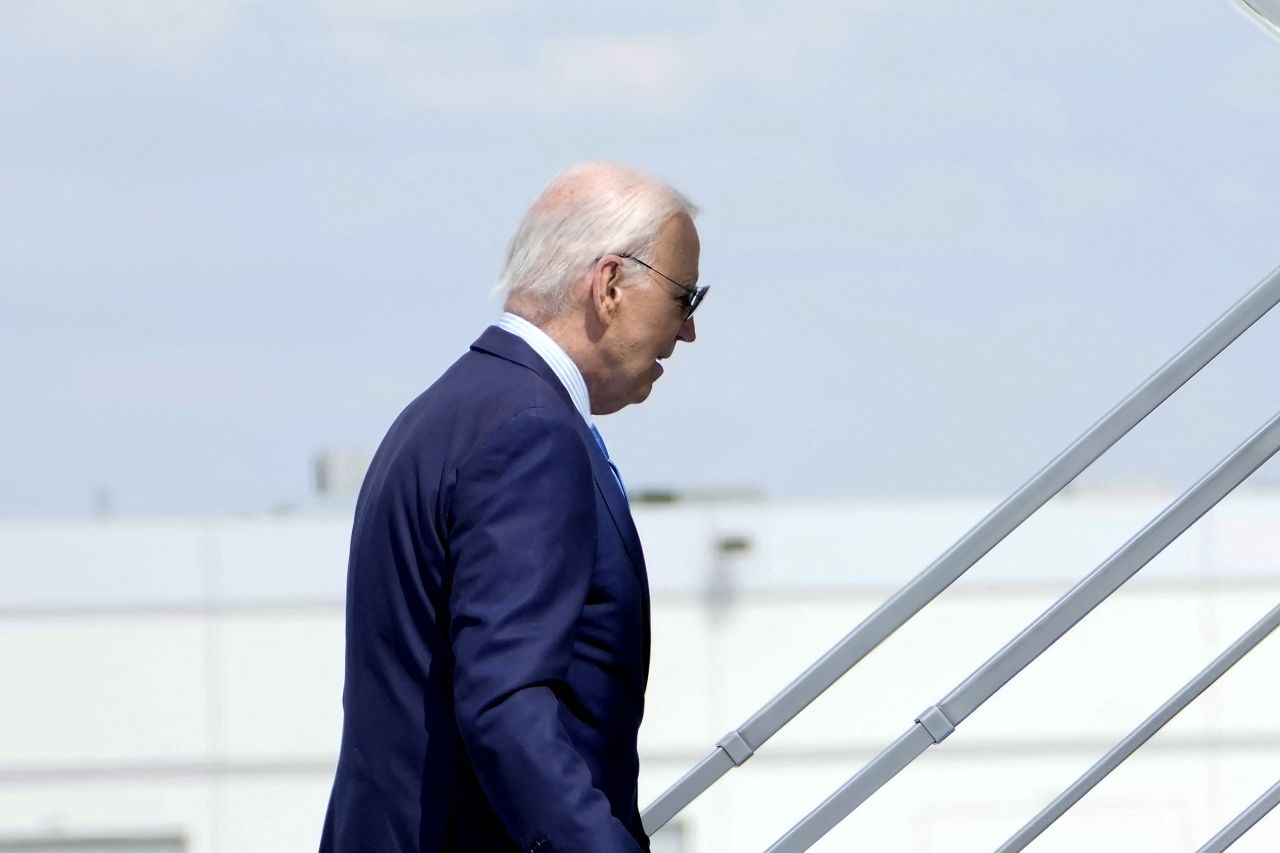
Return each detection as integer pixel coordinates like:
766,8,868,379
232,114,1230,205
320,327,652,852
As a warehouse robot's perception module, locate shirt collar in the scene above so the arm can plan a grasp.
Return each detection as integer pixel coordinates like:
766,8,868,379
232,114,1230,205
495,312,592,424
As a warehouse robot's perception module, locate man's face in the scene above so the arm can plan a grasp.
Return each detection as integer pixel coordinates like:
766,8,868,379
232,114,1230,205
594,213,700,414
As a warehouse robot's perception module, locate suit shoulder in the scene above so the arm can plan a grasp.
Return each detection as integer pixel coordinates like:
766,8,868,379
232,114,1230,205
377,349,580,469
424,348,573,422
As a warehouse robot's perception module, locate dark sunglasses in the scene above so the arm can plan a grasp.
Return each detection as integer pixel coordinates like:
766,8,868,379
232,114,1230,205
617,253,709,320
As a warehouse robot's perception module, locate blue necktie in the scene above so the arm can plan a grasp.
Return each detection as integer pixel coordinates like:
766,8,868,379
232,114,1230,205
589,424,626,497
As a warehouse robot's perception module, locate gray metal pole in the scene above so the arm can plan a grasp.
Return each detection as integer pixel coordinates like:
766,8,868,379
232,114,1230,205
641,268,1280,835
1197,778,1280,852
763,409,1280,853
1198,778,1280,850
1232,0,1280,41
996,601,1280,852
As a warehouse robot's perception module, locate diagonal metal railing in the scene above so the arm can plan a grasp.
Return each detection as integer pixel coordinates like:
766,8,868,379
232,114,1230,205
996,601,1280,851
642,267,1280,836
1197,778,1280,852
765,408,1280,851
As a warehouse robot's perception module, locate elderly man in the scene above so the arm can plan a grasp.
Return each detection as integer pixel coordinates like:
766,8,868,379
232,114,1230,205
320,163,705,852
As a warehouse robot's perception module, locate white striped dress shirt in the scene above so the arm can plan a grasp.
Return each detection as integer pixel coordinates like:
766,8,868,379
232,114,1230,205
495,312,592,425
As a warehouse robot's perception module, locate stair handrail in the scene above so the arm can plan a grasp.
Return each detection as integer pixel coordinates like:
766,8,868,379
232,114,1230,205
997,601,1280,851
765,408,1280,851
643,267,1280,835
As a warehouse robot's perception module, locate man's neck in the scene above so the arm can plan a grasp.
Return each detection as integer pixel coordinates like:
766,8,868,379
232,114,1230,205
539,316,607,414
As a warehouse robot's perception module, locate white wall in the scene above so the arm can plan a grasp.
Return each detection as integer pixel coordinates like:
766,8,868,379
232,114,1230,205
2,490,1278,851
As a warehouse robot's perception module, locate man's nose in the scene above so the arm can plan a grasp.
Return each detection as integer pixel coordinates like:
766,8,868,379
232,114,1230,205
677,316,696,343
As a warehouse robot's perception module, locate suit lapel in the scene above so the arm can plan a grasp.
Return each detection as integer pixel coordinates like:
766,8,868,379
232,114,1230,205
586,443,652,685
582,438,648,580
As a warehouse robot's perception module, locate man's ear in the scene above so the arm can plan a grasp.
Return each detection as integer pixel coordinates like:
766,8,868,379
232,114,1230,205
593,256,625,324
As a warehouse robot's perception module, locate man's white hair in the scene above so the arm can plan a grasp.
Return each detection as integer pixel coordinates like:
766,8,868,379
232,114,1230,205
497,162,698,321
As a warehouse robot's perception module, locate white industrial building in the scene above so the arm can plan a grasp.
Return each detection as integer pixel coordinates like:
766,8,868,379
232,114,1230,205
1,486,1278,852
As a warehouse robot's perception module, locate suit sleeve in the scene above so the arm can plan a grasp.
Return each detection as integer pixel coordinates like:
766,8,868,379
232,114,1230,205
449,406,645,853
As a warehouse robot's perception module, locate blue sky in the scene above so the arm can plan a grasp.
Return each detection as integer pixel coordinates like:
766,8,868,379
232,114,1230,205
3,0,1280,517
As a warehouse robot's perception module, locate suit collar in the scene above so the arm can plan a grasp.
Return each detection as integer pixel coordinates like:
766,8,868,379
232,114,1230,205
471,325,577,414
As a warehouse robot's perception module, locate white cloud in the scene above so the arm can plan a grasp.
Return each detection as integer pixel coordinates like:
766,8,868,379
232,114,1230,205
323,24,690,114
310,0,1010,119
1,0,1069,136
313,1,722,116
313,0,527,25
0,0,255,67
